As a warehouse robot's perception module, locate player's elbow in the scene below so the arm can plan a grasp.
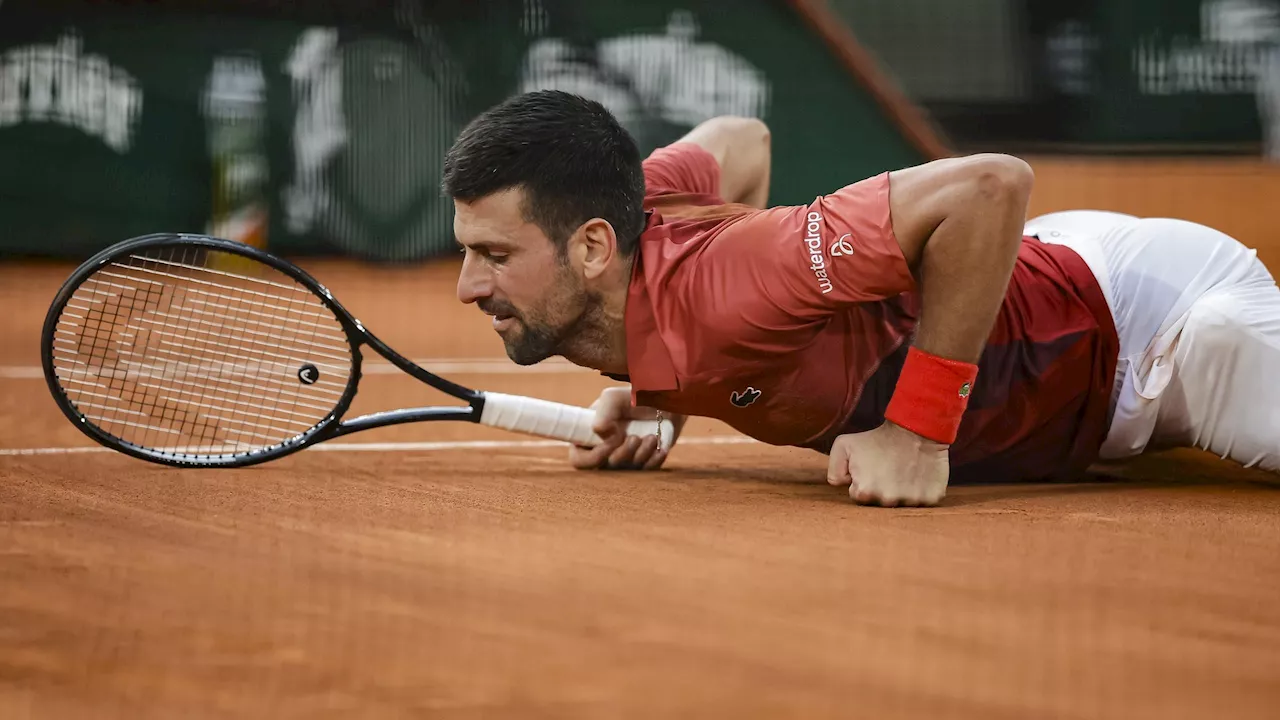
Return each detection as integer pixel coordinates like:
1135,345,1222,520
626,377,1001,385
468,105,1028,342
888,153,1034,266
692,116,771,205
957,154,1033,255
963,154,1034,209
686,116,771,163
719,116,772,173
740,116,771,147
707,115,770,144
896,152,1034,222
734,117,771,168
734,116,772,193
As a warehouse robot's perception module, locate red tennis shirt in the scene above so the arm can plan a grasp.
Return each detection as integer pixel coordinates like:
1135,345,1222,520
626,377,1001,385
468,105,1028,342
620,142,1119,482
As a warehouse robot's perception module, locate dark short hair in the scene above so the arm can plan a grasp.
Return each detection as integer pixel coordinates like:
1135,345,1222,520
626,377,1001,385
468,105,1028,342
441,90,647,255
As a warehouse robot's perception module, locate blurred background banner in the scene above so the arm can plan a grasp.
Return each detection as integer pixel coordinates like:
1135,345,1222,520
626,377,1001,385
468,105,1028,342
833,0,1280,151
1,0,1278,261
0,0,934,261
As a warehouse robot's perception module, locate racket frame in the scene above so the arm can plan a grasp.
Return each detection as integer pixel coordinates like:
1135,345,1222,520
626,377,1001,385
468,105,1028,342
41,233,492,468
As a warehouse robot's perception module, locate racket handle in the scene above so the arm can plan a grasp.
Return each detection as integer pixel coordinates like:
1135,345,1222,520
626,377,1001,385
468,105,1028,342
479,391,675,452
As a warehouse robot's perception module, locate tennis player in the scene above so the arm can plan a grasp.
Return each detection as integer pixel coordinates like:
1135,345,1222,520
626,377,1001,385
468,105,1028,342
443,90,1280,507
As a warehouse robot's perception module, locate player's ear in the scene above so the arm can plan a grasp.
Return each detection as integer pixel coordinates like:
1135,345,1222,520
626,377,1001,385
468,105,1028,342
572,218,618,280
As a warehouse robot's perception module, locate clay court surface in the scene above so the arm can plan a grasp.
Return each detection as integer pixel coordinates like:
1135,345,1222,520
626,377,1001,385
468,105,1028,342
2,246,1279,718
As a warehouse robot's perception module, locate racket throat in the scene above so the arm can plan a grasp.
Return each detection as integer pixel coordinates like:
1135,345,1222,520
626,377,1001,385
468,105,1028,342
326,405,480,438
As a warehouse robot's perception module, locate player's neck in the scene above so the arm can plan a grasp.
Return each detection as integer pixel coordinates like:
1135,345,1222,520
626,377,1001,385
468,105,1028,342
558,275,630,375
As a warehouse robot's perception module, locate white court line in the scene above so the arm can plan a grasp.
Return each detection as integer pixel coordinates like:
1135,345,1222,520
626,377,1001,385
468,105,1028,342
0,435,758,457
0,357,591,380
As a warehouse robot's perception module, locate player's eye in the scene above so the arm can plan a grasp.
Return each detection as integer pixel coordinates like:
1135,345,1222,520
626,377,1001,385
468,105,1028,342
458,242,510,265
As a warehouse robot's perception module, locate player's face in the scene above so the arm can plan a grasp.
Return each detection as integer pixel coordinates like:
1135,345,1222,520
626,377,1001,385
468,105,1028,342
454,189,594,365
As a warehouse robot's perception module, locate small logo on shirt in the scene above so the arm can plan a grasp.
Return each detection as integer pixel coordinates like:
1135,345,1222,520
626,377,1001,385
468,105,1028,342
959,382,971,399
730,386,762,407
831,233,854,257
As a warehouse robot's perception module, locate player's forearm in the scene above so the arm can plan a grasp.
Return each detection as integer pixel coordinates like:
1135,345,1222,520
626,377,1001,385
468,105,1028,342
876,154,1031,446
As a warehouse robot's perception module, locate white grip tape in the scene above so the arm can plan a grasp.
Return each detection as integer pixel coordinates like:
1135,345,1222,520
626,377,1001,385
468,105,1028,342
479,391,674,451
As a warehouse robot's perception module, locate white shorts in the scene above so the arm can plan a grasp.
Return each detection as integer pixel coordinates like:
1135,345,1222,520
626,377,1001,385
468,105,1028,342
1025,210,1280,471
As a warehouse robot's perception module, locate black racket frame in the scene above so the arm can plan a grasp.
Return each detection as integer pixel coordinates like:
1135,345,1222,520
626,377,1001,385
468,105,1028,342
42,233,491,468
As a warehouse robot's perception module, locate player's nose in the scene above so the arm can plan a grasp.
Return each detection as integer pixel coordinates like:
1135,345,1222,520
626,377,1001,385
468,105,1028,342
456,254,493,305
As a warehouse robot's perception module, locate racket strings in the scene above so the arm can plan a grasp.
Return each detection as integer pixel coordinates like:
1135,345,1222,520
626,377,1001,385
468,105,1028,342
70,272,351,362
50,246,354,459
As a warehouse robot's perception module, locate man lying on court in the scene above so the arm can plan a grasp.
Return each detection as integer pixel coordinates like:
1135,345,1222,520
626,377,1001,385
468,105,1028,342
442,90,1280,508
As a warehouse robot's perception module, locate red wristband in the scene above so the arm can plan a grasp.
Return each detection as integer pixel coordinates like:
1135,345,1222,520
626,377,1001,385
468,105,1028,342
883,347,978,445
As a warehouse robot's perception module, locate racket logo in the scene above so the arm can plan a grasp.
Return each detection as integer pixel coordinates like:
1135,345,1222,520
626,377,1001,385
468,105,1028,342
297,364,320,385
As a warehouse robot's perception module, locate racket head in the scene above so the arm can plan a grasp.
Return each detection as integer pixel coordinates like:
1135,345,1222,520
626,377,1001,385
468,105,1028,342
41,233,364,468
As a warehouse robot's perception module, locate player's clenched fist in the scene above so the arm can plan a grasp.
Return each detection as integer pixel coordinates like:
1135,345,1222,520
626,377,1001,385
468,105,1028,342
827,421,950,507
569,386,685,471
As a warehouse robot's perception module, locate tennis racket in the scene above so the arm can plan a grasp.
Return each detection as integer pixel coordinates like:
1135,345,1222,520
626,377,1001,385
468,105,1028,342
40,233,674,468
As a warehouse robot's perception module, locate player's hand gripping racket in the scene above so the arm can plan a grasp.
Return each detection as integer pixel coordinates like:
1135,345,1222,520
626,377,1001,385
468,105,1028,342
40,233,675,468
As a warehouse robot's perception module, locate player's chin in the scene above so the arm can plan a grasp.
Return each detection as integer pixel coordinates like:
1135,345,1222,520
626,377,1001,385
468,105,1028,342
503,339,550,366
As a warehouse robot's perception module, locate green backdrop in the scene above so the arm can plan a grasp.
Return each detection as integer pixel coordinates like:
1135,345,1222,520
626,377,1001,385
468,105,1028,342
0,0,930,260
